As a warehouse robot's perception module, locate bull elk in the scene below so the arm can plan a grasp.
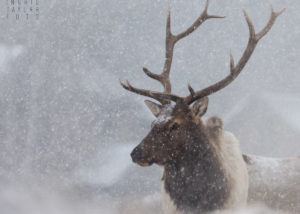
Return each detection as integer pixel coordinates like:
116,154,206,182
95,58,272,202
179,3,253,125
120,1,284,213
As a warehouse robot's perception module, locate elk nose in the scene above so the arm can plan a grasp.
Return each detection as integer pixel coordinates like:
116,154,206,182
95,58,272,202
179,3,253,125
131,147,143,163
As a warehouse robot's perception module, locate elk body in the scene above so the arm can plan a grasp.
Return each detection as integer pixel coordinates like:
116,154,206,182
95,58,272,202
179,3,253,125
244,155,300,214
120,1,284,213
208,123,300,213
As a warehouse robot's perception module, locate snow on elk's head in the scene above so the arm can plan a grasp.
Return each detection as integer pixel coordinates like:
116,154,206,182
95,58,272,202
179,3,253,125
130,98,208,166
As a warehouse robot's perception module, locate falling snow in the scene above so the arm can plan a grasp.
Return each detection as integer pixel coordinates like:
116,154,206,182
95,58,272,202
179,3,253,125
0,0,299,213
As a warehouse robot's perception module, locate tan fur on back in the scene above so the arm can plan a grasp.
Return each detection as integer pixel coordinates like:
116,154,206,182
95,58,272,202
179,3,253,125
218,131,248,207
206,117,249,209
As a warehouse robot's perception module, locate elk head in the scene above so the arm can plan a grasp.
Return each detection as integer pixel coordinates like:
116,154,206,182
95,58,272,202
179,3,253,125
130,98,209,166
120,0,284,167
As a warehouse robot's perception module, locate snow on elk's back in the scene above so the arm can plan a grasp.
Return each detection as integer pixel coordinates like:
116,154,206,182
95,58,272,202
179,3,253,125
247,155,299,177
246,155,300,214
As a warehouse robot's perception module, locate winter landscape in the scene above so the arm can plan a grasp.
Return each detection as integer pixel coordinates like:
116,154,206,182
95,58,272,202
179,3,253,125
0,0,299,213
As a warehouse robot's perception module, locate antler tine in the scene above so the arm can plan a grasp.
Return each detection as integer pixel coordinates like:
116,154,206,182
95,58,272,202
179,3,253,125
143,67,161,81
256,4,286,40
184,4,285,105
174,0,225,42
120,79,167,104
188,81,196,97
120,0,224,105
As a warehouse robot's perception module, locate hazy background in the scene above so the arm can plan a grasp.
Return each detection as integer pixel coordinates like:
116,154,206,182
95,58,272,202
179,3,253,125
0,0,298,213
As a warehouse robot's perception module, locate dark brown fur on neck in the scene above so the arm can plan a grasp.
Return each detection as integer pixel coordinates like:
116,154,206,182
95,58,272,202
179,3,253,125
162,121,230,213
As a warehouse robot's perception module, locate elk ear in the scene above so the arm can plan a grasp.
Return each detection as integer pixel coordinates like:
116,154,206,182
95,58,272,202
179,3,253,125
144,100,163,117
191,97,209,117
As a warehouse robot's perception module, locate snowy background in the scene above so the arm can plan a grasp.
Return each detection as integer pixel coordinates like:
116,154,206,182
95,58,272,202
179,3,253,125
0,0,299,213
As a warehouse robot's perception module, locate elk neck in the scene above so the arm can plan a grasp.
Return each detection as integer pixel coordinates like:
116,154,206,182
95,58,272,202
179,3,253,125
162,121,230,213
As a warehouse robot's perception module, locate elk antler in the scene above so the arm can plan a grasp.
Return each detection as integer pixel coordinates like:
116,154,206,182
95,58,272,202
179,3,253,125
183,3,285,104
120,0,224,105
120,1,285,105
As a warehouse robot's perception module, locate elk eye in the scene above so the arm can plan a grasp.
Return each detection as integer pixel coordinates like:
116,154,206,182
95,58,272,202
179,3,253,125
171,123,180,131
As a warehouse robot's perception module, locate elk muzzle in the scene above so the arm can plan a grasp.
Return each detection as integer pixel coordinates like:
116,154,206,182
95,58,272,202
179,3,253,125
130,146,154,167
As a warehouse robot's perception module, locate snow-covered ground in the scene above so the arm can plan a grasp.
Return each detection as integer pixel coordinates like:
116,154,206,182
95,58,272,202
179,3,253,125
0,184,290,214
1,145,297,214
